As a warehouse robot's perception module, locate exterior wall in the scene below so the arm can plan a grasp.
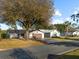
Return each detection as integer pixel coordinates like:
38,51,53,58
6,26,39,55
40,29,60,38
29,30,44,39
44,33,50,38
8,29,60,39
50,30,60,37
9,33,18,39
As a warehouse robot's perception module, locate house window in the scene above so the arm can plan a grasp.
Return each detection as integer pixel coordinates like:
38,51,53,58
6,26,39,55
44,33,50,38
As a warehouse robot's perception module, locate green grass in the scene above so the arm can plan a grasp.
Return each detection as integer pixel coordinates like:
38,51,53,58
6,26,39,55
50,37,72,41
65,37,79,40
50,37,79,59
62,49,79,59
50,36,79,41
57,49,79,59
65,49,79,55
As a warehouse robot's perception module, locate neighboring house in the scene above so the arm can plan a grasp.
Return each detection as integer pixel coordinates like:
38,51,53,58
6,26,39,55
73,29,79,36
61,28,76,36
40,29,60,38
73,31,79,36
8,30,26,39
8,29,60,39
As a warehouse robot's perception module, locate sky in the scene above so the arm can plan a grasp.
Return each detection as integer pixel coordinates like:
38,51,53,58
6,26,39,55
0,0,79,30
51,0,79,24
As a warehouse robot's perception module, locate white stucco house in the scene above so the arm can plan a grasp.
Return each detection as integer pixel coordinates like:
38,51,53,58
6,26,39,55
8,30,26,39
29,30,44,39
72,29,79,36
9,33,18,38
40,29,60,37
29,29,60,39
50,30,60,37
8,29,60,39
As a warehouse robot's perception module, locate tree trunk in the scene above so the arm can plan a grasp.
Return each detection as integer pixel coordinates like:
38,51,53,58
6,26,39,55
24,30,29,40
65,26,68,36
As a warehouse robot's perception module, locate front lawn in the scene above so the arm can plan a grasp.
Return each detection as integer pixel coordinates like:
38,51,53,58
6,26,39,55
0,39,44,49
58,49,79,59
64,49,79,55
50,36,79,41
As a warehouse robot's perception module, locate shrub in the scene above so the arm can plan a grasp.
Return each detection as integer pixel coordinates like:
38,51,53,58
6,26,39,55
1,32,9,39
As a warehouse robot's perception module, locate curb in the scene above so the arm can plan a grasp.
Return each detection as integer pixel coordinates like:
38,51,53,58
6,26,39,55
0,48,12,51
57,47,79,55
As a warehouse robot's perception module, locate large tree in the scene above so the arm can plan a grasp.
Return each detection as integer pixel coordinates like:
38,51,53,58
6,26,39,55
64,21,71,36
0,0,54,39
54,24,66,33
54,21,72,36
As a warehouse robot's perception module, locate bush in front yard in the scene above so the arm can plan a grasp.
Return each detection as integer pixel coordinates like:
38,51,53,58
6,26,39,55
1,32,9,39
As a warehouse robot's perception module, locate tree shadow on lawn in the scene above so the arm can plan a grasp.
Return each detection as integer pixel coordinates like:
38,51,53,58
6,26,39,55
48,54,79,59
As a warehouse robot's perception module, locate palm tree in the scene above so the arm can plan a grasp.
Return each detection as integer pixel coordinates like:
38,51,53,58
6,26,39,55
76,13,79,23
71,13,79,23
71,12,79,29
71,14,76,21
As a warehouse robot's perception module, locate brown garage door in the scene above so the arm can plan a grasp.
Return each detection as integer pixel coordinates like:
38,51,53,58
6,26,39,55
32,33,42,39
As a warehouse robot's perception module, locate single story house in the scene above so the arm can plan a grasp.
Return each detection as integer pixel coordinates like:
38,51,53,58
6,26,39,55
8,29,60,39
7,30,26,39
72,29,79,36
29,29,60,39
29,30,44,39
73,31,79,36
40,29,60,37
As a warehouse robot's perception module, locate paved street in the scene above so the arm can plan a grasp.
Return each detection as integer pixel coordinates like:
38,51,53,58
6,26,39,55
25,45,78,59
0,39,79,59
42,39,79,47
0,44,78,59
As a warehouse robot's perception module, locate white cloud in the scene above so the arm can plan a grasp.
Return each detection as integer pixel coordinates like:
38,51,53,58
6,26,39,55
65,17,70,21
73,11,78,14
54,9,62,16
75,7,79,11
51,18,64,24
0,24,9,30
65,17,72,22
73,7,79,14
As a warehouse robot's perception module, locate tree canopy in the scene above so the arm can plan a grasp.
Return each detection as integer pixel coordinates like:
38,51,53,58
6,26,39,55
0,0,54,30
54,21,72,33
